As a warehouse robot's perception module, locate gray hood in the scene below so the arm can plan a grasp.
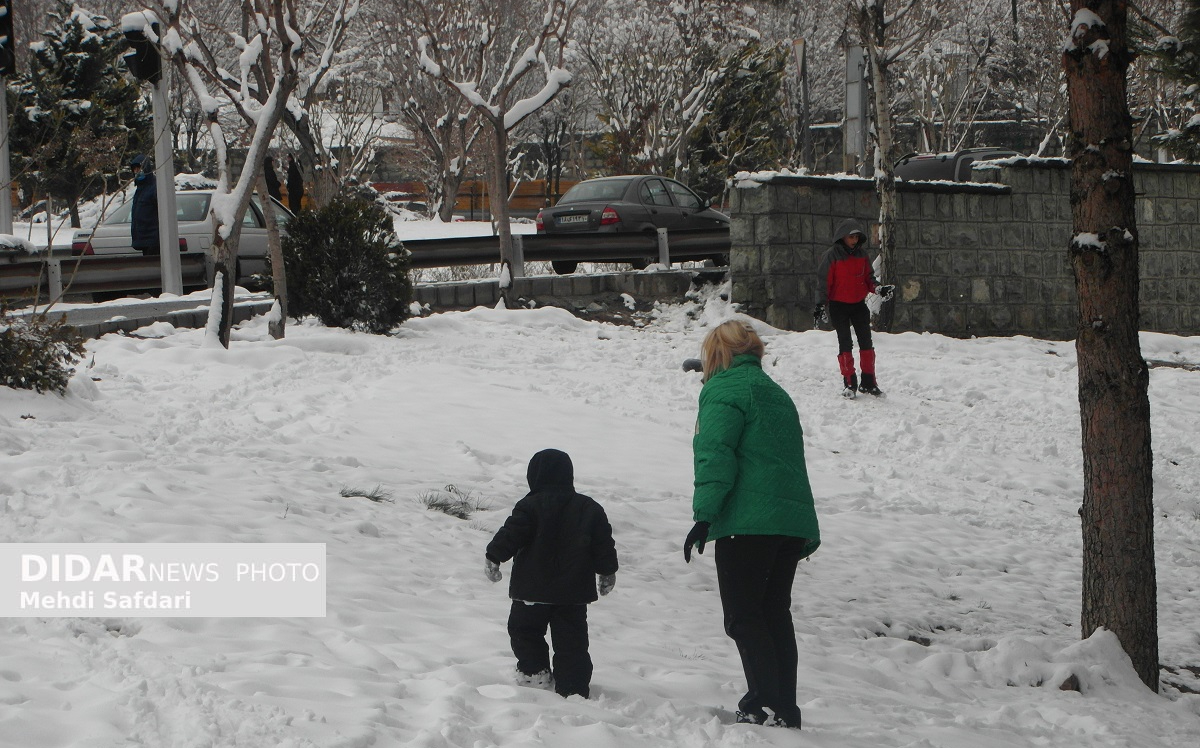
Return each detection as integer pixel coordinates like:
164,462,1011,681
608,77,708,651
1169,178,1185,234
832,218,868,247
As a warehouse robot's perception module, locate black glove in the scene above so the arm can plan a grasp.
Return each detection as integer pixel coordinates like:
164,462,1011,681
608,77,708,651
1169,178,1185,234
683,521,711,563
812,304,829,326
877,284,895,301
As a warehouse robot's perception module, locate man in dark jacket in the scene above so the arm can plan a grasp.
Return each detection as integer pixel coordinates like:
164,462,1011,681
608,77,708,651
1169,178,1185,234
485,449,618,698
264,155,283,203
813,218,894,398
286,155,304,213
129,154,160,256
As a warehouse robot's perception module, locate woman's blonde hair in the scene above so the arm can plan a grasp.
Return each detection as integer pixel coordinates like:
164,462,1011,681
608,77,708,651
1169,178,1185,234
700,319,765,382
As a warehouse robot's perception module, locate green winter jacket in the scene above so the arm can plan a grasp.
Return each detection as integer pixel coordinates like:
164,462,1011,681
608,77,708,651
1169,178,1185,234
692,354,820,558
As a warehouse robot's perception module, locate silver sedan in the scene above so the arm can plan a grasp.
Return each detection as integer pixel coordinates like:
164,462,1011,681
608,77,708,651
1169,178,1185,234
71,190,292,283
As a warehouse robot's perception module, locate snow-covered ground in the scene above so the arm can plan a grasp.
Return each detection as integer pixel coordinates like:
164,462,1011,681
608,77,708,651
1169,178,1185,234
2,283,1198,747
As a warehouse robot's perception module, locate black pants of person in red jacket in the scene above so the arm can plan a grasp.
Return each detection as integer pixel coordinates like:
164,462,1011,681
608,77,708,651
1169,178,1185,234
508,600,592,698
716,535,808,725
829,299,873,354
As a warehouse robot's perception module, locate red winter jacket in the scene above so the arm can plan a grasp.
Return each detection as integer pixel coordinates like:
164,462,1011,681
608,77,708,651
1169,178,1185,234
815,218,878,305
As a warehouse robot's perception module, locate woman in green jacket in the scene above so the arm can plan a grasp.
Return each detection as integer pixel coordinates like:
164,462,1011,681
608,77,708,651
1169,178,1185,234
683,319,820,730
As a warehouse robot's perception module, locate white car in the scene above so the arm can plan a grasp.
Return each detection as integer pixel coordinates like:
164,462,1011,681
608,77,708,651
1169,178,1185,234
71,190,292,283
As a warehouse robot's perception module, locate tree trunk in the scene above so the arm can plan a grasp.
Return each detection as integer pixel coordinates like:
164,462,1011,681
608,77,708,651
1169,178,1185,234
208,233,240,347
257,173,287,340
865,12,898,333
437,168,465,223
1063,0,1158,692
490,118,514,307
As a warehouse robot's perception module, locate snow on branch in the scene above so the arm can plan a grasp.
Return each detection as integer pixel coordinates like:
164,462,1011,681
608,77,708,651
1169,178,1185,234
1065,8,1106,52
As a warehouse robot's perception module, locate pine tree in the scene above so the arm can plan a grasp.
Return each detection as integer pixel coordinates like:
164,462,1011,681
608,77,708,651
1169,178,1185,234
1064,0,1158,692
8,1,151,227
1147,0,1200,160
689,42,788,202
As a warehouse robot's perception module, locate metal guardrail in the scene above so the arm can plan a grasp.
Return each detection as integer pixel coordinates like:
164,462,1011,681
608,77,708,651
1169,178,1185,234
403,228,731,269
1,228,731,303
1,250,209,302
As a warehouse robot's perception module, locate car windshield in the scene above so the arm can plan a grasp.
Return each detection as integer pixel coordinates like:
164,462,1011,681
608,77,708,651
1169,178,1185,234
102,192,212,224
559,179,632,204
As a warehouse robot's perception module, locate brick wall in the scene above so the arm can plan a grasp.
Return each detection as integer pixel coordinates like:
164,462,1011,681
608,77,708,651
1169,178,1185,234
730,160,1200,339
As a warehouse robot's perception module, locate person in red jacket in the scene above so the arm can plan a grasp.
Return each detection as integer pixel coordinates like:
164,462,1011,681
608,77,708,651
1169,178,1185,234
813,219,894,398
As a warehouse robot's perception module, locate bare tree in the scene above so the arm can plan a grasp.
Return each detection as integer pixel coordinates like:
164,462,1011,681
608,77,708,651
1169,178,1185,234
910,12,1005,152
402,0,577,302
311,77,390,190
275,10,367,210
1063,0,1158,692
370,0,487,221
143,0,357,347
848,0,942,331
512,87,594,203
751,2,845,171
1126,0,1189,160
993,0,1073,155
576,0,755,179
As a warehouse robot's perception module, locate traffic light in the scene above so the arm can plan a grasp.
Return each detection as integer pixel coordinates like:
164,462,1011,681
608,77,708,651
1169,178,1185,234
0,0,15,77
123,25,162,84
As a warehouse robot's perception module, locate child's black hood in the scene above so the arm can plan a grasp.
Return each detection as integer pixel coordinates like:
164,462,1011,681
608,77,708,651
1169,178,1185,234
527,449,575,492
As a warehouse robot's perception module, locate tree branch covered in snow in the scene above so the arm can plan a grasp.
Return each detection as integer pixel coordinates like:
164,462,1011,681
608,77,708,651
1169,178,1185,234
387,0,578,283
133,0,357,347
575,0,758,178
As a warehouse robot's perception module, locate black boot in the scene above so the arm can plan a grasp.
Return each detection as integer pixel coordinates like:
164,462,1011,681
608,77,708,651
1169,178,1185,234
859,373,884,397
769,708,802,729
841,373,858,399
735,709,768,725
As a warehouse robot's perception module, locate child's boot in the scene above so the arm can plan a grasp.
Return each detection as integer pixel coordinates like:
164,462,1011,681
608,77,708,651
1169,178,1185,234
515,668,554,690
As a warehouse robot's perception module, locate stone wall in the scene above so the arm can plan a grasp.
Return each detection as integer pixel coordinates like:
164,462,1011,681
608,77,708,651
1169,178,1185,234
730,160,1200,339
413,270,701,314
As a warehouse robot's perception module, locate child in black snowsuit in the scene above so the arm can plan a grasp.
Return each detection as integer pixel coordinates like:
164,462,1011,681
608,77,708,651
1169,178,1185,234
485,449,619,698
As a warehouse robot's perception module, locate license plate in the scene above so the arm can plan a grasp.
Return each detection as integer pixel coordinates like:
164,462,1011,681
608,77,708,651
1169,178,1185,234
557,214,588,225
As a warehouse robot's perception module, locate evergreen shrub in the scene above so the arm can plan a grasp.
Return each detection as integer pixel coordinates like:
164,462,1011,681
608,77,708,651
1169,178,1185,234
1,305,86,395
277,195,412,334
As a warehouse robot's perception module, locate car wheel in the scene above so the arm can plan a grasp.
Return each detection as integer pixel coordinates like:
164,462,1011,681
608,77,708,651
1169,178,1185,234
552,260,578,275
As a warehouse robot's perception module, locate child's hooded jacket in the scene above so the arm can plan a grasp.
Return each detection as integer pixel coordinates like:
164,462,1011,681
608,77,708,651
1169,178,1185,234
486,449,618,605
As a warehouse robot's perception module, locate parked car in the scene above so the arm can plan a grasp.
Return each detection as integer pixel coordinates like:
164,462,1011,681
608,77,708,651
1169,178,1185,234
535,175,730,274
893,147,1019,182
70,190,293,285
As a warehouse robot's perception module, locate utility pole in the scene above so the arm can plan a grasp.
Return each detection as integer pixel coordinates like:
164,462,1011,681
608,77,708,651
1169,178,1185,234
0,0,15,235
844,45,868,176
793,39,814,170
123,17,182,295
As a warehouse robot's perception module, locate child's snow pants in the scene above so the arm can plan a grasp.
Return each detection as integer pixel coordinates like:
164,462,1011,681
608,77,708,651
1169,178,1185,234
508,600,592,698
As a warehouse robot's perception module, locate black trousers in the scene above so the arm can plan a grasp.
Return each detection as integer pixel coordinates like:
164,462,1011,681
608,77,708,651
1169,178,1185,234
715,535,807,721
829,300,873,354
507,600,592,698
